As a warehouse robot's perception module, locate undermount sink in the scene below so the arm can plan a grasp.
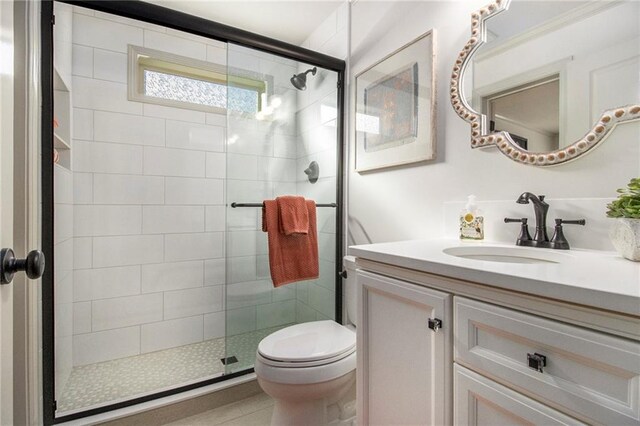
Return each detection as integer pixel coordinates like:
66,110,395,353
443,246,567,264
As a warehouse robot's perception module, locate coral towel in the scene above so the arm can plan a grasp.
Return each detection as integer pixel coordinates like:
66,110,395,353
277,195,309,235
262,199,319,287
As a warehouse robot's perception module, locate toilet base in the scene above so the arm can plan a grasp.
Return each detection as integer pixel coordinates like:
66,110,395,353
258,371,355,426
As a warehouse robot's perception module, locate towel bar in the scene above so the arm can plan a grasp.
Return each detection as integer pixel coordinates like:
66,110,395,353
231,202,337,208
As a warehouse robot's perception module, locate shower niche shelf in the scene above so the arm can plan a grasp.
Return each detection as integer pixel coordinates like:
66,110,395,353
53,68,71,170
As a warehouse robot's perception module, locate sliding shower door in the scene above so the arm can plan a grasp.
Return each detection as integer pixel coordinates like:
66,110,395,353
51,4,231,417
224,44,340,374
46,2,344,421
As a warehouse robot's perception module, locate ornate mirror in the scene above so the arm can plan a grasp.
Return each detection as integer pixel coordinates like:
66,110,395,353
451,0,640,166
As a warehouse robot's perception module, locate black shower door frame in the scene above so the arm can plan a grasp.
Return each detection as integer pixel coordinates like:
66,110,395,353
41,1,346,423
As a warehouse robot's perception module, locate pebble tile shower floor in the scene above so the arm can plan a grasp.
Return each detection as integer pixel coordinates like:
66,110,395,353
57,325,289,414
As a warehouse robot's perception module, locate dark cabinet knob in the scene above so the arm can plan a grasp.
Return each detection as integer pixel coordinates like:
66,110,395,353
428,318,442,332
527,352,547,373
0,248,46,285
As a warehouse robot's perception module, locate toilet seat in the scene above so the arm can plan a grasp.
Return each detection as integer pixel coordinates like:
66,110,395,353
258,345,356,368
258,320,356,366
255,350,356,385
255,321,357,385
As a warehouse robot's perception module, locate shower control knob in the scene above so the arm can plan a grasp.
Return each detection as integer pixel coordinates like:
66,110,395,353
0,248,45,285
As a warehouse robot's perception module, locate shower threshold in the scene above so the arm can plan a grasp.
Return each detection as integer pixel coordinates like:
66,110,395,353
56,324,291,415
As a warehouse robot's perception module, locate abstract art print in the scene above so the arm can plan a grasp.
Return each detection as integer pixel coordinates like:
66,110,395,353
355,30,436,172
364,63,418,152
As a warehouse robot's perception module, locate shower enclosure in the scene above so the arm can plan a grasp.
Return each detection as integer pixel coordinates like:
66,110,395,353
44,2,344,423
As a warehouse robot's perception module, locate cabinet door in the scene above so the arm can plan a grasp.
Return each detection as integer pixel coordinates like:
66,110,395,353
454,365,585,426
357,270,452,426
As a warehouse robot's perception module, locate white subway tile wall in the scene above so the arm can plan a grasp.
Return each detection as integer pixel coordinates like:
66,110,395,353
67,7,342,369
54,162,74,398
70,11,228,366
224,43,335,338
290,6,347,324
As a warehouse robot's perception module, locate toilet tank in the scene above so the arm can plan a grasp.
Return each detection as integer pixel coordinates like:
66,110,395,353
343,256,357,327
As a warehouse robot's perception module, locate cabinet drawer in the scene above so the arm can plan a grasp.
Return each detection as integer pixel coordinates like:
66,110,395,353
454,297,640,425
455,364,585,425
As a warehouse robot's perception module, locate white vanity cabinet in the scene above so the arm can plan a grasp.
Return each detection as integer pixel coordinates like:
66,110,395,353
356,270,452,426
455,297,640,425
354,255,640,426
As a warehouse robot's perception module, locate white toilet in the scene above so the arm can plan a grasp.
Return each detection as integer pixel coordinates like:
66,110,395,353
254,256,358,425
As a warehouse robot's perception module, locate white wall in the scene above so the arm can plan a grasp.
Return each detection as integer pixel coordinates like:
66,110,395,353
69,8,228,366
295,3,348,323
54,165,73,396
66,4,347,367
223,45,301,336
53,2,73,398
347,0,639,251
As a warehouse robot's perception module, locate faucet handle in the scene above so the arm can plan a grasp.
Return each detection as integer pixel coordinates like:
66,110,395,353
504,217,527,224
555,219,586,226
550,218,586,250
504,217,532,244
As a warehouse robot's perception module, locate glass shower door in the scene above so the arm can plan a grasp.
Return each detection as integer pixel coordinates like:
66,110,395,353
224,43,340,374
51,3,231,416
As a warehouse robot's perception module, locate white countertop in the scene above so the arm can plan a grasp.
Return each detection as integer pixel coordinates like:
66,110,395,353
349,239,640,316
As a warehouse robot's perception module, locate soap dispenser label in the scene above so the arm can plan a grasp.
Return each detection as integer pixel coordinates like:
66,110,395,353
460,215,484,240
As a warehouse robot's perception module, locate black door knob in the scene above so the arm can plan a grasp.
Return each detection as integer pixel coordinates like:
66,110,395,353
0,248,45,285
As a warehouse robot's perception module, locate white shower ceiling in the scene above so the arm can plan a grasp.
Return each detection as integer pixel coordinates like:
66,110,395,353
145,0,345,45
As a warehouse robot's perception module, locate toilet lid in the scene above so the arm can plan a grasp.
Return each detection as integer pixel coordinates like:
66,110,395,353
258,320,356,363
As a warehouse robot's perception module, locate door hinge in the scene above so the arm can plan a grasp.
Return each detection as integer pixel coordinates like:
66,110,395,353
52,14,55,26
53,400,57,411
428,318,442,332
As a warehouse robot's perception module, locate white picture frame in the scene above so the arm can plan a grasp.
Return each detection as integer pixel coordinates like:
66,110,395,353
355,30,437,172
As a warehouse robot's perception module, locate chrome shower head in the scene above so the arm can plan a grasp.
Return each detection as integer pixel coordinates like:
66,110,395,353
290,67,317,90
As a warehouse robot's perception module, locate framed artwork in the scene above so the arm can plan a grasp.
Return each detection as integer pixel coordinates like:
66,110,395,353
355,30,436,172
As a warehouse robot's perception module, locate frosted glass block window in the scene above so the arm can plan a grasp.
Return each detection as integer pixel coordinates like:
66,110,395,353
227,86,260,114
129,45,265,114
143,70,259,114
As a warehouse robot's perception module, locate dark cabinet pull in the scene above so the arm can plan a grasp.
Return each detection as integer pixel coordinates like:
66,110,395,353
428,318,442,332
527,352,547,373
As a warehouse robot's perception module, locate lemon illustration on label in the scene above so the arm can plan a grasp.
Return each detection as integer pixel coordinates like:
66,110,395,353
464,213,474,223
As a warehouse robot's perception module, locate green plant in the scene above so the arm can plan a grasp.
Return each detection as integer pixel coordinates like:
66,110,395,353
606,178,640,218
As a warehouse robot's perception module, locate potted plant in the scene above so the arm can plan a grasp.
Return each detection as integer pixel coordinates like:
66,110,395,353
607,178,640,261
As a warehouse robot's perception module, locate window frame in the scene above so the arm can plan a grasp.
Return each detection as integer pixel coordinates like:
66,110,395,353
127,45,266,114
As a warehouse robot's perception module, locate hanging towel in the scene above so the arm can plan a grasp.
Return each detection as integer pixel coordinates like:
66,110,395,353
277,195,309,236
262,199,319,287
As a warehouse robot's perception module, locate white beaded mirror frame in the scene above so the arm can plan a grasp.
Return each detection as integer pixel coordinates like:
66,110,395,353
450,0,640,167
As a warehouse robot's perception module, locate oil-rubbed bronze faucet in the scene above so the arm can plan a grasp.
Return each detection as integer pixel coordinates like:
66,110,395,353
505,193,586,250
516,192,549,243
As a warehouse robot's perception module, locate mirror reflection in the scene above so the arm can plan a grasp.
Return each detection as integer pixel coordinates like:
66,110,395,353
463,0,640,152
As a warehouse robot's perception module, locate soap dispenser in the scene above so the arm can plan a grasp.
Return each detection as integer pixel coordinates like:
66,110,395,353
460,195,484,240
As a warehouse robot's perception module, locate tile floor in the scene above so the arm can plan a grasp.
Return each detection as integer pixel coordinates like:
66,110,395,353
58,325,290,414
164,392,274,426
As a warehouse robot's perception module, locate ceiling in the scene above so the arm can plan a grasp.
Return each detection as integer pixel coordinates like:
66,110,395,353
145,0,344,45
